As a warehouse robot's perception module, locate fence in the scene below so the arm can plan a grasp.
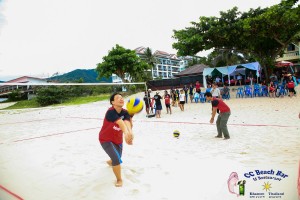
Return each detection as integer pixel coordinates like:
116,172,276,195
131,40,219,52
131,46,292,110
147,75,203,91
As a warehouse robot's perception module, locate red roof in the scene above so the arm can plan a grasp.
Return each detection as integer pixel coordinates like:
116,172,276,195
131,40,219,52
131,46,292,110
5,76,46,83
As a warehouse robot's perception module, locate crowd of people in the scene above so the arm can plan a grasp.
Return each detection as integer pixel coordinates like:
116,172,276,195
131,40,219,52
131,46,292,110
143,72,298,118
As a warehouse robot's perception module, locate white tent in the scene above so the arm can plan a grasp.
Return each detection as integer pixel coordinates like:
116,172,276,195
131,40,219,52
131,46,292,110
202,62,261,88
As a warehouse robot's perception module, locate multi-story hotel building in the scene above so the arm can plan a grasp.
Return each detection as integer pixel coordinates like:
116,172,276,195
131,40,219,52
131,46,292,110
276,41,300,74
135,47,189,79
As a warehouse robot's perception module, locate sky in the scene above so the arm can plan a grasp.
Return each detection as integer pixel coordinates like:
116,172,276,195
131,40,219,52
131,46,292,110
0,0,282,81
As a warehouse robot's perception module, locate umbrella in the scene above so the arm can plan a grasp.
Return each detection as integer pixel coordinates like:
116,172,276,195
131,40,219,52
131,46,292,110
275,60,294,67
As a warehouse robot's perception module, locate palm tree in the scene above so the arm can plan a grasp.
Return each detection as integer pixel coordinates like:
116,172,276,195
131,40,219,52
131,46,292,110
144,47,156,68
143,47,157,80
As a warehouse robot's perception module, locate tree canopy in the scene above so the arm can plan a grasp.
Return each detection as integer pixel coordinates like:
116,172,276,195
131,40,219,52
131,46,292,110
172,0,300,79
96,44,150,82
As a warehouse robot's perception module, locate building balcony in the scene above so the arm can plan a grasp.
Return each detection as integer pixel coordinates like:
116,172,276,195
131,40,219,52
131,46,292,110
276,50,300,62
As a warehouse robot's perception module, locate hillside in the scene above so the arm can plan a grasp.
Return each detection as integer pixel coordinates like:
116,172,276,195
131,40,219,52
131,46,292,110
47,69,112,83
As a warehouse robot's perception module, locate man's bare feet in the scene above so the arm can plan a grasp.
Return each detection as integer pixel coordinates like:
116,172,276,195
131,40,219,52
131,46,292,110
106,160,112,166
115,180,123,187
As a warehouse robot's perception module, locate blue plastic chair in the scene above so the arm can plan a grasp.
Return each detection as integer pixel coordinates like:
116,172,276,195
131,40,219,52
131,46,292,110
260,85,269,97
194,92,200,103
276,85,287,97
244,85,253,98
253,84,261,97
236,87,244,98
199,93,206,103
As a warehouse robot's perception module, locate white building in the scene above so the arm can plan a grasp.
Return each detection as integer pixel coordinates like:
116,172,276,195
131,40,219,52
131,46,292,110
0,76,48,99
135,47,189,79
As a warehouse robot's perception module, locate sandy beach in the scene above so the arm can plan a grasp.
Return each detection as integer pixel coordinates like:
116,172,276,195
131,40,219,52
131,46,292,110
0,89,300,200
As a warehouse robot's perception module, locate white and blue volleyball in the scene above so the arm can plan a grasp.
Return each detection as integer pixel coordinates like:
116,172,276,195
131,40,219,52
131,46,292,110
126,97,143,115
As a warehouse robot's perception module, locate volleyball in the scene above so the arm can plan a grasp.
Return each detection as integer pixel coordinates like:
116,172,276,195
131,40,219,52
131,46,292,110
173,130,180,138
126,97,143,115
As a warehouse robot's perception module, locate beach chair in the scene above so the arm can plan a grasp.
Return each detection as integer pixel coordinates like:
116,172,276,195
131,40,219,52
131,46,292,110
260,85,268,97
236,87,244,98
194,92,200,103
253,84,261,97
276,85,287,97
244,85,253,98
199,92,206,103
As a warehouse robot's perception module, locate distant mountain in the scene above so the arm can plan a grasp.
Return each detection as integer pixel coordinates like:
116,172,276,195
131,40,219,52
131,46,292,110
47,69,112,83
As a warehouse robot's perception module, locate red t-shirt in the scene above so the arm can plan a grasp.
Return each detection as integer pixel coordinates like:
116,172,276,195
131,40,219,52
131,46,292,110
211,98,230,113
269,85,276,92
164,94,171,104
287,81,294,89
99,107,131,144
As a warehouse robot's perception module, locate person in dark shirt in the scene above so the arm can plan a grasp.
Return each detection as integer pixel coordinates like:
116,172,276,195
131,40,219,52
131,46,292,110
153,91,162,118
143,91,150,116
205,92,231,140
183,85,189,103
189,83,194,103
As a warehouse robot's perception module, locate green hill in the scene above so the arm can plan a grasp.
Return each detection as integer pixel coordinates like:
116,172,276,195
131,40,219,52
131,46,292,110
47,69,112,83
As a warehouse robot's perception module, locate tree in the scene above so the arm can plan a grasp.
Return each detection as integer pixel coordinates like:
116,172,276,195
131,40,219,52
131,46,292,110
144,47,156,68
96,44,151,83
209,49,246,67
138,47,156,81
173,0,300,80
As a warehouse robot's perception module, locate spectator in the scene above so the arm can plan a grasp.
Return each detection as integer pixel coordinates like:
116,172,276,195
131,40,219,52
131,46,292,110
195,80,201,93
164,90,172,114
269,81,276,98
210,83,221,98
183,85,189,103
189,83,194,103
287,75,295,97
221,85,230,99
153,92,163,118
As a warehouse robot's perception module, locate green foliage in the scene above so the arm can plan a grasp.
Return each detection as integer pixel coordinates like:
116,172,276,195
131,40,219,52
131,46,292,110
7,90,27,101
96,44,151,82
173,0,300,79
36,86,68,106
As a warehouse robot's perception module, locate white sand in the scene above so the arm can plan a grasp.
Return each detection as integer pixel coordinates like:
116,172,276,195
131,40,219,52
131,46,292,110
0,90,300,200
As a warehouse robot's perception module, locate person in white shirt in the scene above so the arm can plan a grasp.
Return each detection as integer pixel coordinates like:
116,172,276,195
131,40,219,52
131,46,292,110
210,83,221,98
215,76,221,84
236,74,242,85
179,89,186,111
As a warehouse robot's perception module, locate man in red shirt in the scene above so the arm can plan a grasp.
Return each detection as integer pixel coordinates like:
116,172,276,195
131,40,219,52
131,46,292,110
99,92,134,187
205,92,231,140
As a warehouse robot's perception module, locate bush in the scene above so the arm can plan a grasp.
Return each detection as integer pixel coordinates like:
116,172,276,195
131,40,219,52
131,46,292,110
36,86,68,106
7,90,27,101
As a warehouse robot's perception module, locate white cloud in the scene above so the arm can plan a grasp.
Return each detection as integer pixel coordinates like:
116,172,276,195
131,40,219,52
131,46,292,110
0,0,281,80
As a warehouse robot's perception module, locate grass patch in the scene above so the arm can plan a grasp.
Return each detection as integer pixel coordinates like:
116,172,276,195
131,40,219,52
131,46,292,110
1,94,110,110
2,99,40,109
57,95,110,106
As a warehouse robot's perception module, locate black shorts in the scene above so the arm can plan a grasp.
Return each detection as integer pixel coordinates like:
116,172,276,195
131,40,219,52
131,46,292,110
101,142,123,166
165,104,170,108
288,88,295,93
179,101,185,105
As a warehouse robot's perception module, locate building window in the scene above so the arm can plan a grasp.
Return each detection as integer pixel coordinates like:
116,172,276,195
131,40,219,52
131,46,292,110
287,44,295,51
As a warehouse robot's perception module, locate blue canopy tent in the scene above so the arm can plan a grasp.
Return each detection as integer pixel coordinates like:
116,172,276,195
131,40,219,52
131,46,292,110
202,62,261,88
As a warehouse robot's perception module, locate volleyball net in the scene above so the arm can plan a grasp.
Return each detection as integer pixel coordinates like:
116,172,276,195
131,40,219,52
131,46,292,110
0,82,148,106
